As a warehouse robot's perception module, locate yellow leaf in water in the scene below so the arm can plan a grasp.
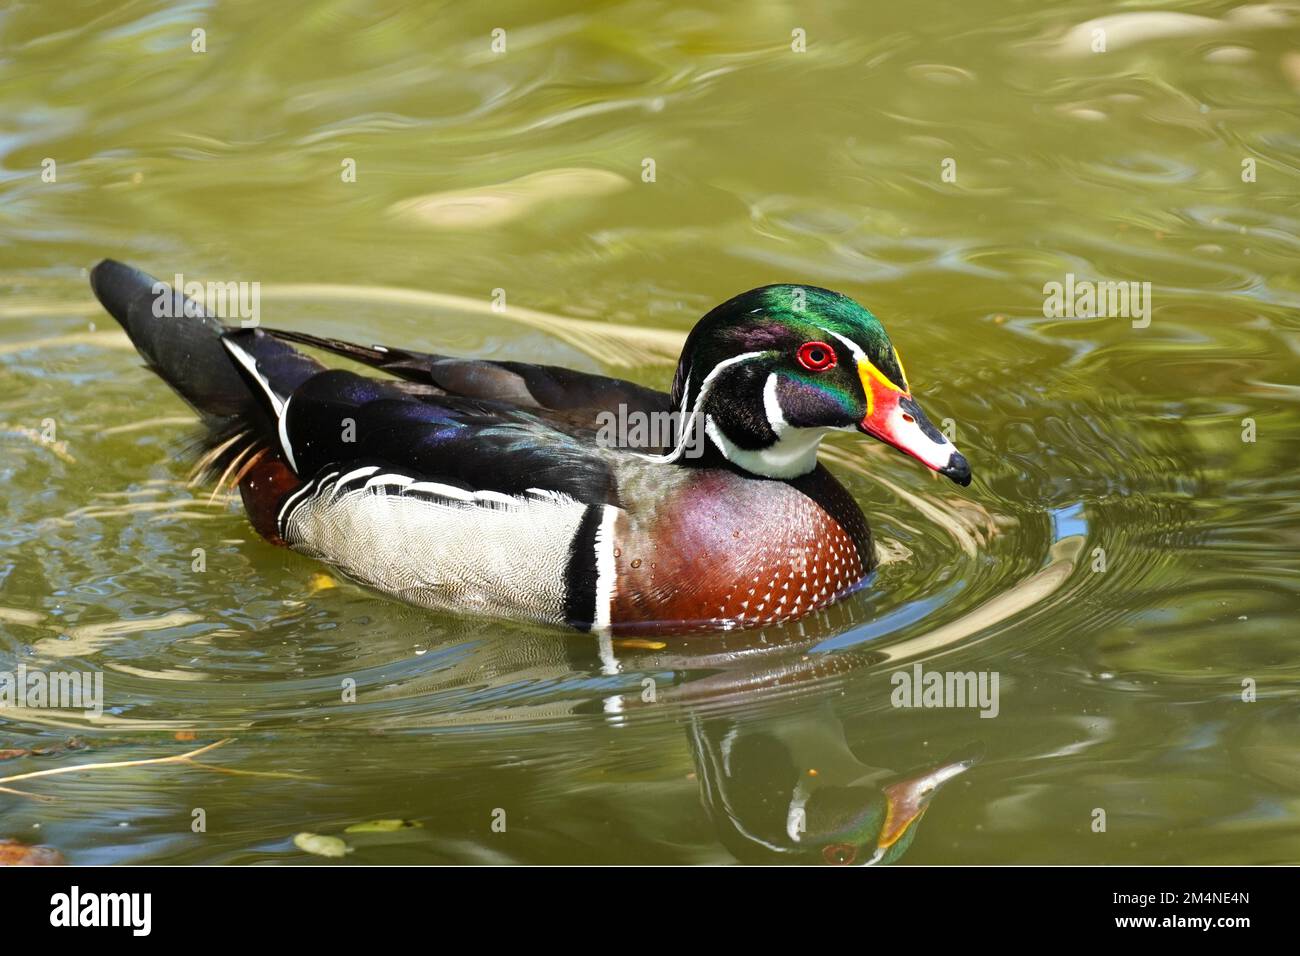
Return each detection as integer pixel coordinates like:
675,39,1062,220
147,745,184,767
308,573,337,593
344,819,423,833
293,832,350,858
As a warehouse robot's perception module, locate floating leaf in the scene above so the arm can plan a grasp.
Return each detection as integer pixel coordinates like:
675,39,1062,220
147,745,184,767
293,832,350,858
613,639,667,651
344,819,422,833
308,573,337,593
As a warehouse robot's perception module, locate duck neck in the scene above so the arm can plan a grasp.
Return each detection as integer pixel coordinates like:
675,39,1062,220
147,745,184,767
703,417,827,479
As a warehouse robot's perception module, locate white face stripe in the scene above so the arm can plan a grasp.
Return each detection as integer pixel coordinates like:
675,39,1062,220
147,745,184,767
827,328,908,392
702,371,825,479
762,372,787,435
633,371,691,464
826,329,866,364
701,722,792,854
638,351,770,464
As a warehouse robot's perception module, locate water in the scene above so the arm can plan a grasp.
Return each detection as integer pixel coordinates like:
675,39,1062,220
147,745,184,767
1,0,1298,864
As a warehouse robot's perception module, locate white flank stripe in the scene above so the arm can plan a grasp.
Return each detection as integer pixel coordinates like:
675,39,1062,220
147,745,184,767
364,473,415,490
277,393,298,473
333,466,380,493
276,471,324,526
592,504,620,630
526,487,569,503
406,481,474,502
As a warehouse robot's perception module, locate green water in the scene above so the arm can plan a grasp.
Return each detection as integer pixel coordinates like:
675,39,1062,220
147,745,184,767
1,0,1298,864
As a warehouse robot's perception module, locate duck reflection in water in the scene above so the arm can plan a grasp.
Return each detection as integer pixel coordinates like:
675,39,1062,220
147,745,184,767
597,612,979,866
687,703,975,865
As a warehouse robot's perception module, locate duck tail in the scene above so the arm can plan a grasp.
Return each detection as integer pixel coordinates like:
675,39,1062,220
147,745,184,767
89,259,322,482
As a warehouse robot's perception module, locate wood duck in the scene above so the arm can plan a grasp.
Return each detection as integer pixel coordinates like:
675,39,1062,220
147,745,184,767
90,260,971,634
690,707,975,865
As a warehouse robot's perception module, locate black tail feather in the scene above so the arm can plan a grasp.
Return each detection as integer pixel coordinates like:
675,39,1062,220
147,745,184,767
90,260,325,480
263,327,437,372
91,259,256,420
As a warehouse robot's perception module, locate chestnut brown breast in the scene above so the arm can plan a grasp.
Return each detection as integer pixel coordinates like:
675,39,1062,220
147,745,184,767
609,467,874,630
238,452,302,546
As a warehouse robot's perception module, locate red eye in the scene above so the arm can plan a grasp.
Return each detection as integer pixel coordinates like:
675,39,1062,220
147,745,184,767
796,341,837,372
822,843,857,865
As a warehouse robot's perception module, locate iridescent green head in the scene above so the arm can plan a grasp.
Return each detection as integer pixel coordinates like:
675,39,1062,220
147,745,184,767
669,284,970,484
793,763,960,866
794,787,911,867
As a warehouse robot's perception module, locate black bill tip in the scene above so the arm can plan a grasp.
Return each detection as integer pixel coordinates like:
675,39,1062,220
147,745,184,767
939,451,972,487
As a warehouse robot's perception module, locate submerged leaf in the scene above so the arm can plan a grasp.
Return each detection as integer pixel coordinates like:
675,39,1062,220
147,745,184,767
293,832,351,858
344,819,423,833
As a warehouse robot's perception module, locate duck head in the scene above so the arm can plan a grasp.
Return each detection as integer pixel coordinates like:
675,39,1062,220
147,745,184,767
690,711,976,865
794,759,972,866
669,284,971,484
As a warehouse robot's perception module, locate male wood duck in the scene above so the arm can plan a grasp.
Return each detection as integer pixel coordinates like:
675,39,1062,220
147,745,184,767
690,708,975,865
90,260,970,633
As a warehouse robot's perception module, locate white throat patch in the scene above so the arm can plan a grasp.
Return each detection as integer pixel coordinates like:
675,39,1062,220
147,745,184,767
705,372,827,479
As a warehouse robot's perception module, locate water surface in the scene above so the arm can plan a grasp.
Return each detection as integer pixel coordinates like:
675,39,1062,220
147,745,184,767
1,0,1298,864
